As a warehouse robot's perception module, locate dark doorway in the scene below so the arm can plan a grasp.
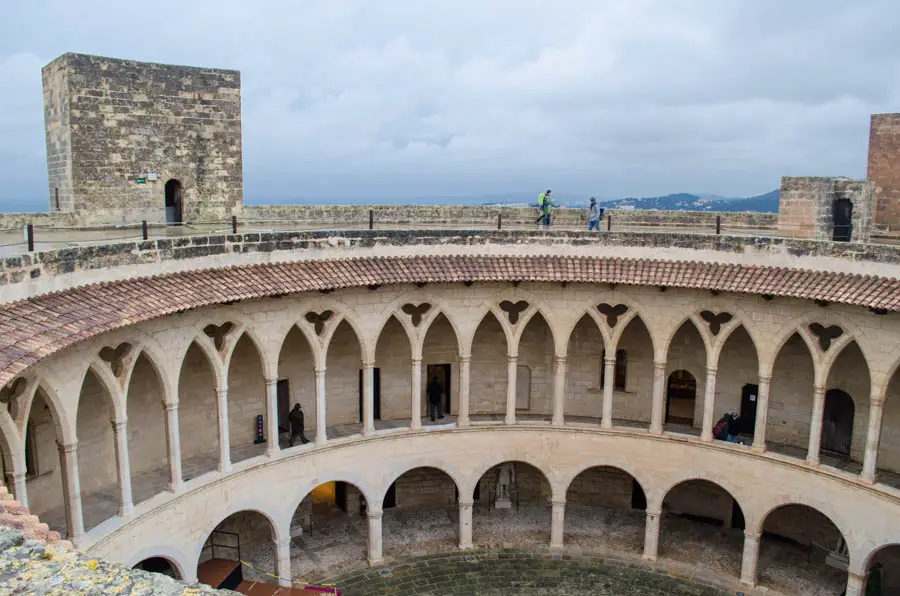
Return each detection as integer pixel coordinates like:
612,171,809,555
358,368,381,423
821,389,854,455
426,363,452,413
740,383,759,436
832,199,852,242
335,481,348,513
731,500,745,530
665,370,697,425
276,379,291,435
164,179,184,225
384,482,397,509
134,557,179,578
630,479,647,510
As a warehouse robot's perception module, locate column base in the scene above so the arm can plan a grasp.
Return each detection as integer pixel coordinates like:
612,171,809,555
641,554,657,562
739,578,756,588
859,472,876,485
550,543,564,550
751,443,767,453
118,503,135,518
315,434,327,446
218,462,233,474
368,557,384,567
459,542,473,550
168,481,185,494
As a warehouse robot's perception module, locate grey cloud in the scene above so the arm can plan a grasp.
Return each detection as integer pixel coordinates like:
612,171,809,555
1,0,899,209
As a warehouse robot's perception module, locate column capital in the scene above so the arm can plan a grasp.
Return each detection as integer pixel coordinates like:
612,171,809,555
459,354,471,363
507,354,518,363
163,401,179,412
458,498,474,508
57,441,78,454
275,537,292,549
758,375,772,384
7,470,25,482
645,509,662,518
604,356,616,366
367,509,383,520
362,360,375,369
551,499,566,507
555,354,567,364
706,366,718,375
315,366,327,375
111,417,128,430
216,385,228,397
265,377,278,387
813,384,826,395
653,361,667,371
411,357,422,365
743,531,761,541
871,395,886,407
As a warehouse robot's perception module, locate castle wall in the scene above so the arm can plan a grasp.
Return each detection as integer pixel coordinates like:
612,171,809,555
777,176,874,242
41,53,243,225
868,113,900,231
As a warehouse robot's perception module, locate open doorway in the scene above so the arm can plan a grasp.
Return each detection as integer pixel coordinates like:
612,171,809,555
358,368,381,423
832,199,852,242
426,363,452,413
665,370,697,425
740,383,759,436
164,179,184,225
821,389,854,455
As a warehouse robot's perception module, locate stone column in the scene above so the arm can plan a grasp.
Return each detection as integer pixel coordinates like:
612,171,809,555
505,354,518,425
552,355,567,426
845,572,866,596
602,355,615,429
751,376,772,451
265,378,280,457
550,499,566,549
458,498,474,549
315,367,327,445
458,355,471,427
57,441,84,540
111,418,134,518
163,402,184,492
861,395,885,483
642,509,661,561
216,385,232,473
410,357,423,430
275,537,292,588
362,361,375,436
6,472,26,509
700,366,718,442
649,361,667,434
367,507,384,565
740,531,761,586
806,385,826,466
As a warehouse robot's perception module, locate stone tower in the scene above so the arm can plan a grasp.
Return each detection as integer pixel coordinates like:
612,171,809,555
42,53,243,225
867,113,900,232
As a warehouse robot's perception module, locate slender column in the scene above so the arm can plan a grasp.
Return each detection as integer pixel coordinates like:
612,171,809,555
649,361,667,434
550,499,566,549
111,418,134,517
7,471,27,509
265,378,280,457
410,358,423,430
552,355,567,426
602,356,615,429
57,441,84,540
367,507,384,565
362,361,375,436
216,385,232,473
275,537,292,587
861,395,886,483
740,531,761,586
700,366,719,441
845,572,866,596
505,354,518,425
163,402,184,492
642,509,661,561
315,367,327,445
751,376,772,452
458,356,471,427
458,498,474,549
806,385,826,466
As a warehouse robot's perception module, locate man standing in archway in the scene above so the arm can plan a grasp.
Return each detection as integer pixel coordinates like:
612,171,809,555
289,403,309,446
427,376,444,422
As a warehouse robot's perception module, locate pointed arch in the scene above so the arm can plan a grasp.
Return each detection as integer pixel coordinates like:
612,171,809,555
565,313,607,420
766,331,817,454
664,319,709,431
714,325,761,437
421,311,461,418
125,351,168,506
515,311,556,418
276,324,318,445
226,332,267,463
23,385,68,534
469,310,509,417
325,319,365,427
76,366,118,531
375,314,413,421
177,340,219,480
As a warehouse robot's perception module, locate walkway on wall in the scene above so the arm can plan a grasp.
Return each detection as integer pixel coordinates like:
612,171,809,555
34,415,900,539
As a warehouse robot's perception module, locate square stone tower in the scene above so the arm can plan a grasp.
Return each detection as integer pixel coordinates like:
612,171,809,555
42,53,243,225
777,176,874,242
867,113,900,232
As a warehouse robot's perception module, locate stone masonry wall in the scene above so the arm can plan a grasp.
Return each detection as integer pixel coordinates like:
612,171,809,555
777,177,875,242
868,113,900,231
42,53,243,224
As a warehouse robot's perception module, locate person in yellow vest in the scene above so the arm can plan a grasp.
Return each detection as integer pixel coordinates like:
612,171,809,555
536,189,552,227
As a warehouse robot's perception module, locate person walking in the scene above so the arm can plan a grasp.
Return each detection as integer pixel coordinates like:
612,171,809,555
427,376,444,422
541,190,554,227
588,197,603,231
288,403,310,446
536,190,552,227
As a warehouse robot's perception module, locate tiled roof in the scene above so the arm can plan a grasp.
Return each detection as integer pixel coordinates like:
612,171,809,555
1,254,898,386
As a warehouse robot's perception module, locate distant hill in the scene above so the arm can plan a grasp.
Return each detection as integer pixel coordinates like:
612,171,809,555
597,190,779,213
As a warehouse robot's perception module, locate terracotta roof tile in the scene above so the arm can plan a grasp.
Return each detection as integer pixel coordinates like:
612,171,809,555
0,254,898,386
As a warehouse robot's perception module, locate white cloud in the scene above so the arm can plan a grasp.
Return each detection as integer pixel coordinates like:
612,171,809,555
1,0,899,208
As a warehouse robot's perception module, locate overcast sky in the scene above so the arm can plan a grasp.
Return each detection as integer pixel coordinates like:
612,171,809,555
2,1,899,209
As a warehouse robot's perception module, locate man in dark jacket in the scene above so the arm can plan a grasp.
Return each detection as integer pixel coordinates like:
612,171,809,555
289,403,309,446
427,376,444,422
